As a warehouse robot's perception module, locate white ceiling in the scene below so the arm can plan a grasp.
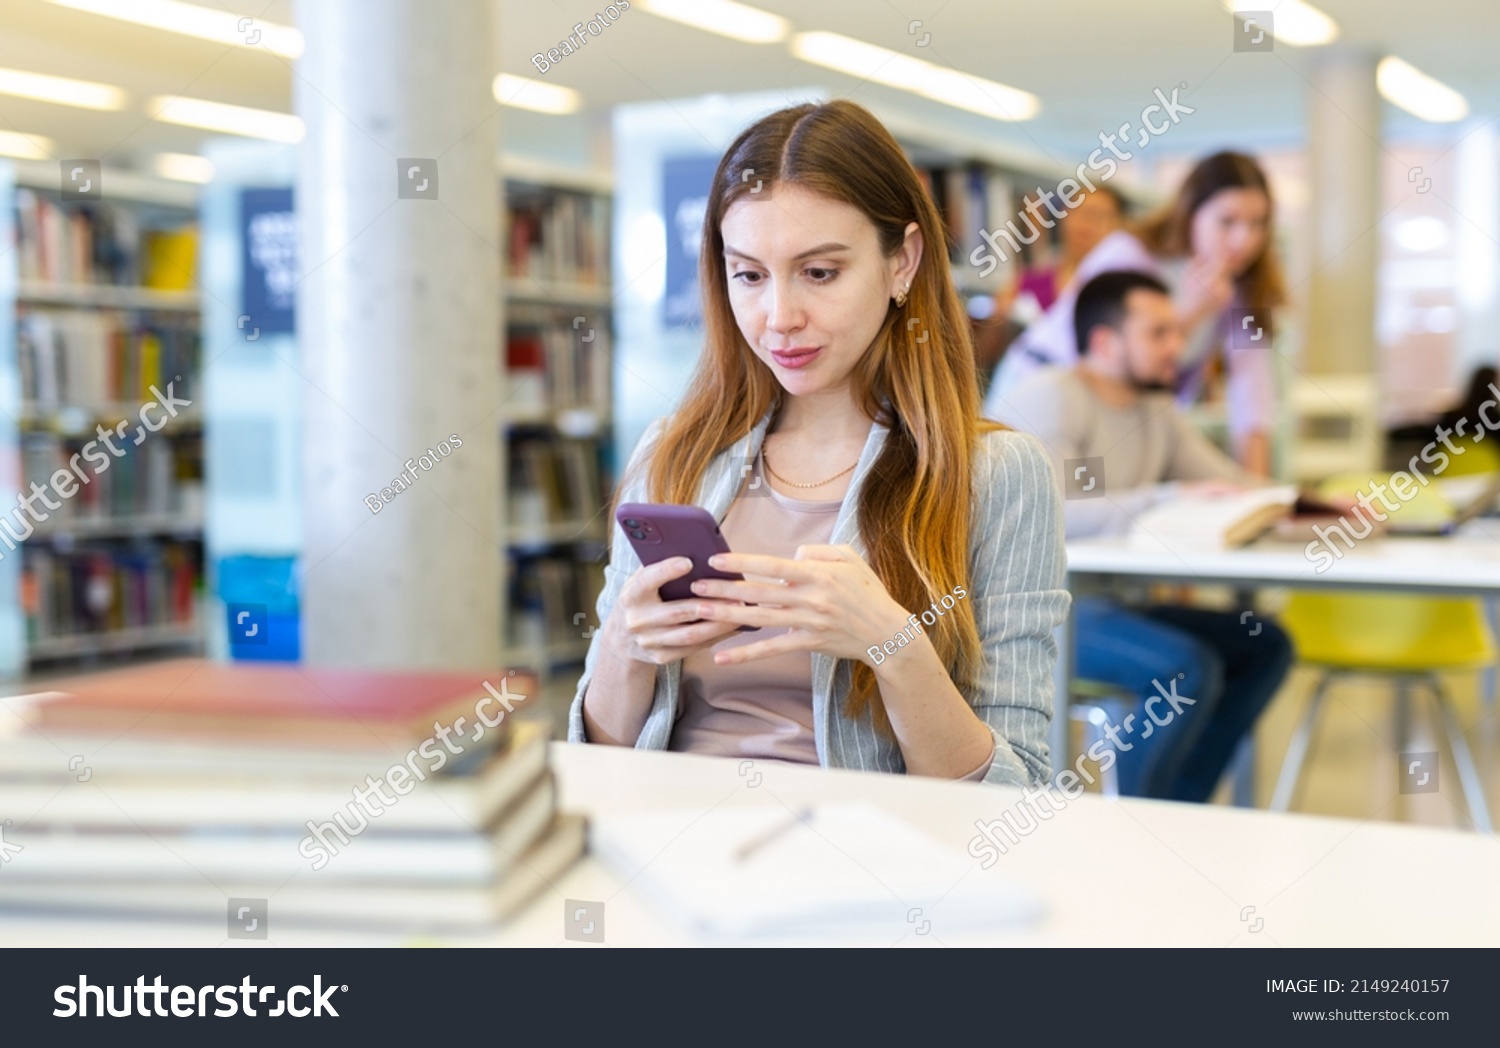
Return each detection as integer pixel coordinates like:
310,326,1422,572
0,0,1495,175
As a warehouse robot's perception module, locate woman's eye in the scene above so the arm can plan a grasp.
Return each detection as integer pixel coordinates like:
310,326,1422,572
731,270,763,285
805,267,838,283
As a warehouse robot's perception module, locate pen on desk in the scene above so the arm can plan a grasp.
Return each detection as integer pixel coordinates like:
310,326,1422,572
733,806,814,863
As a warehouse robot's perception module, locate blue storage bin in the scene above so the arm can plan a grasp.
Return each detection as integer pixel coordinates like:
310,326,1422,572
217,554,300,662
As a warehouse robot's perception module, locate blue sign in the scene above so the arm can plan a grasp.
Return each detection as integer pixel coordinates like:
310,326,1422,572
661,155,720,327
240,187,296,336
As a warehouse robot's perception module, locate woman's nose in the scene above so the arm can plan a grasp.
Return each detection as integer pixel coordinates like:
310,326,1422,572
765,280,804,332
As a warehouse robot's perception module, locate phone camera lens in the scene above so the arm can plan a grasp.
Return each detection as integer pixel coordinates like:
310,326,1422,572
630,529,646,539
623,518,640,528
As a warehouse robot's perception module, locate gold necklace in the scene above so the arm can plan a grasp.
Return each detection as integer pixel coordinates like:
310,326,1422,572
760,441,858,489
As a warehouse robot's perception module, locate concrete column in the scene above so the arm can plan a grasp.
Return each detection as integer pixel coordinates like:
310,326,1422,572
1304,48,1381,376
294,0,502,669
1454,123,1500,387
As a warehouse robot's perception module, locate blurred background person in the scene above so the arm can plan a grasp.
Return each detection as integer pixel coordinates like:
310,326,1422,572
984,152,1286,477
990,270,1293,800
972,184,1124,396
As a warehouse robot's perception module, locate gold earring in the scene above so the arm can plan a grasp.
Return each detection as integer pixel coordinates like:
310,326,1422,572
894,282,910,307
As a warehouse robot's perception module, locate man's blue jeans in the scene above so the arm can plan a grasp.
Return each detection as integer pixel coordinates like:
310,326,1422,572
1074,597,1295,802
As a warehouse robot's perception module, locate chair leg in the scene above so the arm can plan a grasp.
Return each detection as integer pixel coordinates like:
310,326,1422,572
1486,598,1500,714
1070,703,1121,799
1394,677,1414,754
1270,671,1334,812
1228,735,1256,808
1425,675,1494,834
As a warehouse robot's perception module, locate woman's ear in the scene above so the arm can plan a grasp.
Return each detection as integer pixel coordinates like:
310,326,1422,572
892,220,924,293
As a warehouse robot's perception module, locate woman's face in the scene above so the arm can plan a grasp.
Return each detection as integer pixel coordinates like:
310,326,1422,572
1189,187,1271,276
720,183,920,398
1060,189,1121,260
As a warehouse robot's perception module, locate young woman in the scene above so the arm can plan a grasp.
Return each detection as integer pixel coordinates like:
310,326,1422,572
570,100,1069,785
985,152,1286,476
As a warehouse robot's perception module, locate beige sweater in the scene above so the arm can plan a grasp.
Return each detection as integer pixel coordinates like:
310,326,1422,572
988,367,1246,539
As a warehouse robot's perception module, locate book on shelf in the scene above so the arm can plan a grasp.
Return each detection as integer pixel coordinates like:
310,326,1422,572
142,228,198,291
17,308,200,409
508,550,606,654
505,187,610,288
13,188,196,288
911,162,1029,286
0,660,579,930
21,431,199,526
507,433,604,531
504,311,611,415
20,541,199,642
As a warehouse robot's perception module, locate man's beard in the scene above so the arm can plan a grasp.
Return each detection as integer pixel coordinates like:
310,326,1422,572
1127,364,1177,395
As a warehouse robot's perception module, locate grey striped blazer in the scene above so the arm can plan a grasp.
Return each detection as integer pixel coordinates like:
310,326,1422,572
567,410,1070,786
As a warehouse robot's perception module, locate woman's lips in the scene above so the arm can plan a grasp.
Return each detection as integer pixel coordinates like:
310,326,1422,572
769,347,820,369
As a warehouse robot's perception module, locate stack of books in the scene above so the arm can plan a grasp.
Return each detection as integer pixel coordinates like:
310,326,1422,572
0,659,583,934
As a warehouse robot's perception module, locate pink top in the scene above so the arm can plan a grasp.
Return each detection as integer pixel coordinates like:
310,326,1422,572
669,449,994,781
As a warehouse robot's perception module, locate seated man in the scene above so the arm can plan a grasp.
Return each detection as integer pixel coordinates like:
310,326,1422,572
988,270,1294,802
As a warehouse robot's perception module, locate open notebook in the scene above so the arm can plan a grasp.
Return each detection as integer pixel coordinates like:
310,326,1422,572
591,801,1041,941
1129,485,1298,551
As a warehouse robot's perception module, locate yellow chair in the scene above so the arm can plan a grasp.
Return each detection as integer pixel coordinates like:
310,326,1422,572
1272,466,1498,831
1444,436,1500,478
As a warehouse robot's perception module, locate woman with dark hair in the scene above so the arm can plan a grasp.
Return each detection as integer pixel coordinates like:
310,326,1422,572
985,151,1287,476
570,100,1069,785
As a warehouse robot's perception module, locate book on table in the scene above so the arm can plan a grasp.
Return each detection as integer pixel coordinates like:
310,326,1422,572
0,659,581,931
1128,485,1298,551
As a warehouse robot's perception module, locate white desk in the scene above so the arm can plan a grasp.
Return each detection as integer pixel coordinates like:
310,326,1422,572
4,742,1500,947
1054,528,1500,779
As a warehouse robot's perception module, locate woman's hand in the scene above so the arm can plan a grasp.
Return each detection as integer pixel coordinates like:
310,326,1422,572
1177,251,1236,329
687,544,912,666
602,556,745,666
1239,430,1272,478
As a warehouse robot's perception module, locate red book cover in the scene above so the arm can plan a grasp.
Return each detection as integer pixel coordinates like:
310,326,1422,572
28,658,538,750
506,333,546,371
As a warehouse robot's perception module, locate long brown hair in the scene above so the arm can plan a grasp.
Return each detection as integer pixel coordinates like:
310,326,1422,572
1134,151,1287,329
641,100,1000,735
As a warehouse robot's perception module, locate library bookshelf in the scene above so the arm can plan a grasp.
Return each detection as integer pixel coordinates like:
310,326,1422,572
1,160,204,675
498,158,613,677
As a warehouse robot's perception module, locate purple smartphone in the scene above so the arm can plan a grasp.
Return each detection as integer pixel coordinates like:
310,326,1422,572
616,504,759,631
615,502,744,602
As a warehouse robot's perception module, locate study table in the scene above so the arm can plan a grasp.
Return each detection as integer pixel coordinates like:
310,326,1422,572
1054,524,1500,790
4,742,1500,947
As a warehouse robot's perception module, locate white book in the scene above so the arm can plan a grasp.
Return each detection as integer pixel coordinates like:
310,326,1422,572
0,699,520,783
26,312,59,407
0,815,586,932
4,719,549,834
1128,484,1297,551
0,773,556,885
590,801,1041,941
